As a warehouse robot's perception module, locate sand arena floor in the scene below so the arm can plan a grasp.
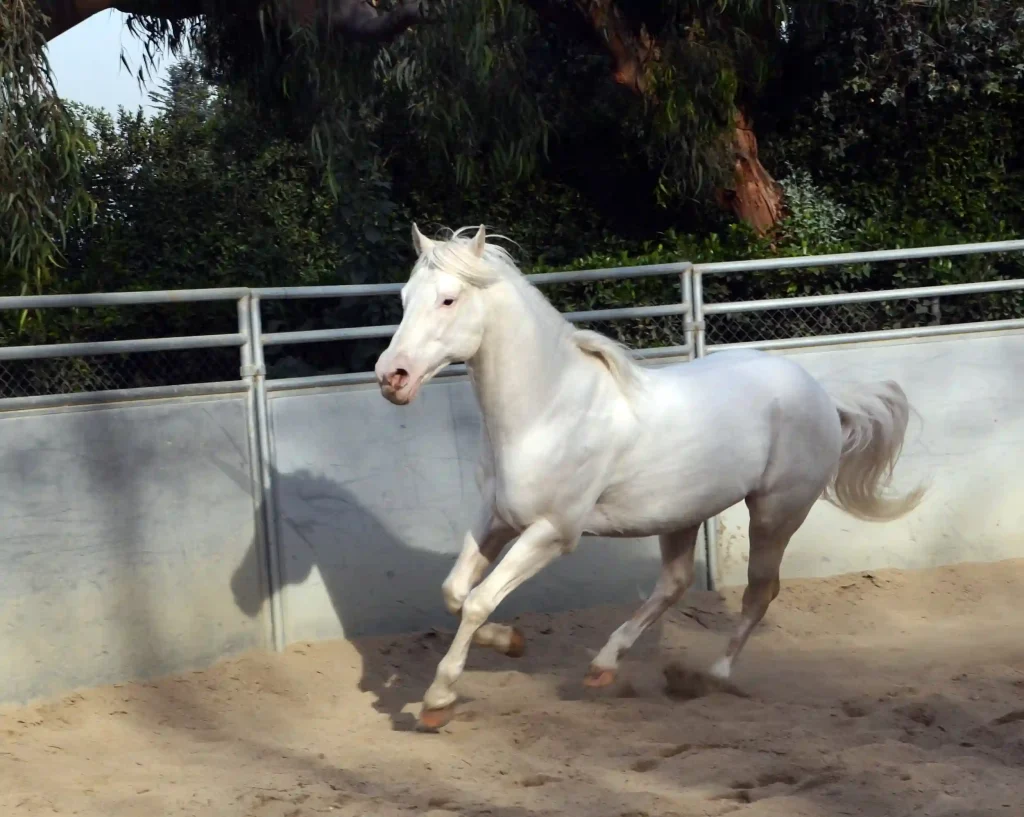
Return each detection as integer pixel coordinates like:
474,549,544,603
3,559,1024,817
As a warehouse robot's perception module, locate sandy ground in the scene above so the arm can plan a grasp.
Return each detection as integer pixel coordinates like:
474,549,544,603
4,559,1024,817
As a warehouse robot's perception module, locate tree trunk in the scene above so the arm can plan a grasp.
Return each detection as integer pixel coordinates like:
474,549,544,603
553,0,785,233
716,110,784,235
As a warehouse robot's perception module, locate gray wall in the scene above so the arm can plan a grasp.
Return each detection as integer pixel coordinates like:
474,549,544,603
262,377,703,646
8,330,1023,706
0,395,268,705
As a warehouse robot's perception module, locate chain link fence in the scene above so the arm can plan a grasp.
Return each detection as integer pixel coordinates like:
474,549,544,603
705,291,1024,347
705,298,939,346
0,347,241,399
572,314,688,352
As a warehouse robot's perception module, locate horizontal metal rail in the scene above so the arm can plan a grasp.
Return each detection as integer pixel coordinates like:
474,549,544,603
696,239,1024,276
260,303,691,347
708,317,1024,353
0,288,249,310
0,333,245,362
704,278,1024,316
252,262,693,300
262,326,397,345
264,341,694,391
526,262,692,285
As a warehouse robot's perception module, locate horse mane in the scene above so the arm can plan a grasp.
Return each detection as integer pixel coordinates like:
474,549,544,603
571,330,646,398
423,225,647,401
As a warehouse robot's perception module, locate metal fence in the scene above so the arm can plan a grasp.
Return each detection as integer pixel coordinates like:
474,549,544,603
3,238,1024,612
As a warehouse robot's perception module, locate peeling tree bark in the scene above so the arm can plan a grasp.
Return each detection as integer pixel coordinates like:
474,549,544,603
717,110,785,235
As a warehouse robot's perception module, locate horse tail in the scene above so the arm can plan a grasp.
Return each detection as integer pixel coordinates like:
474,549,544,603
823,380,926,522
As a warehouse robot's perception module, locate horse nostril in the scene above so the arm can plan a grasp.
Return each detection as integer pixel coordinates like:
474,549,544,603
387,368,410,390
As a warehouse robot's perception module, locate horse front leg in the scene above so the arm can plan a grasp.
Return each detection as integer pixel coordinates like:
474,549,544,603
441,502,523,656
420,517,570,729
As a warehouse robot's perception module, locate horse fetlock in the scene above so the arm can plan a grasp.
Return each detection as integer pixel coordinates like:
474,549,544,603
423,681,458,712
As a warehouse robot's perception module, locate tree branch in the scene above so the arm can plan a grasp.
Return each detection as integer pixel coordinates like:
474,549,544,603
40,0,202,40
326,0,428,42
40,0,428,44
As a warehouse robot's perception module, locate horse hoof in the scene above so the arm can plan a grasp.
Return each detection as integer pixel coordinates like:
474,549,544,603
583,666,617,688
418,703,457,731
506,627,526,658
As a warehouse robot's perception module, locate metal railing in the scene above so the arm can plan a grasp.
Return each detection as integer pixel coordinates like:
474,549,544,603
2,239,1024,604
691,239,1024,356
3,238,1022,407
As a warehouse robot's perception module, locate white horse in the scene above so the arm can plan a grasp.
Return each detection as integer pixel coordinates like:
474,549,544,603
374,224,925,729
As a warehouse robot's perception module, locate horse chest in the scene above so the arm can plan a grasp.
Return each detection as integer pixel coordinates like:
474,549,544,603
490,444,603,530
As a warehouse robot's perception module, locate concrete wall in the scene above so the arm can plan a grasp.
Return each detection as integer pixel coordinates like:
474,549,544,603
712,331,1024,588
6,328,1022,705
265,376,704,646
0,395,268,705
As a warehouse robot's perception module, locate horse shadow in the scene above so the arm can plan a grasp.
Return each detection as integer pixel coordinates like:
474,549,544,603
228,467,671,730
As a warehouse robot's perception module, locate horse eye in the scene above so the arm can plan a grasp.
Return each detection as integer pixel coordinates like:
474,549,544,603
442,298,456,307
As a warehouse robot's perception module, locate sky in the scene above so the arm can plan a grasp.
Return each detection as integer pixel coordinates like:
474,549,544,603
46,10,173,117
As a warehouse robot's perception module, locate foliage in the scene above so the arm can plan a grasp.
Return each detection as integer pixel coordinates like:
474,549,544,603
768,0,1024,234
1,63,413,382
380,0,784,216
0,0,94,296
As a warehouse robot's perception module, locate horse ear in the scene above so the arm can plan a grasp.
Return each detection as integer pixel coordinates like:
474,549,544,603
469,224,487,258
411,223,434,256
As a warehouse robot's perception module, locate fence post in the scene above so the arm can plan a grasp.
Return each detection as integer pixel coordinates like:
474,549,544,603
692,268,707,359
681,264,696,360
690,267,718,590
238,295,276,651
238,295,284,651
245,295,286,653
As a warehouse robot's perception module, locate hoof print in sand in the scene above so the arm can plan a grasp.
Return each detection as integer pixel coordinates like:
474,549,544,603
520,774,560,788
840,700,871,718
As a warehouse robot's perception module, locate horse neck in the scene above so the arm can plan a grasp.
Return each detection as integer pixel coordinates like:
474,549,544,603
467,280,576,442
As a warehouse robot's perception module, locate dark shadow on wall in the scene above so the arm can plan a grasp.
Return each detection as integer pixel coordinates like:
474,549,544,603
229,467,673,730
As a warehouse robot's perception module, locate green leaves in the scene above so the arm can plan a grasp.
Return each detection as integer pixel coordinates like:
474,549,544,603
1,0,95,295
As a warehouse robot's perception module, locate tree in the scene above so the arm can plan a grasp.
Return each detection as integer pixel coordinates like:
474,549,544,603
39,2,786,235
4,0,791,299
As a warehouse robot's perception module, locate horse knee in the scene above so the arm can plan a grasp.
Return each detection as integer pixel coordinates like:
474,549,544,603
441,577,466,616
461,592,492,627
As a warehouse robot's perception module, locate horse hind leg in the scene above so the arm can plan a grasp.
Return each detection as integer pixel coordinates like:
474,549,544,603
585,525,699,687
708,489,817,681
